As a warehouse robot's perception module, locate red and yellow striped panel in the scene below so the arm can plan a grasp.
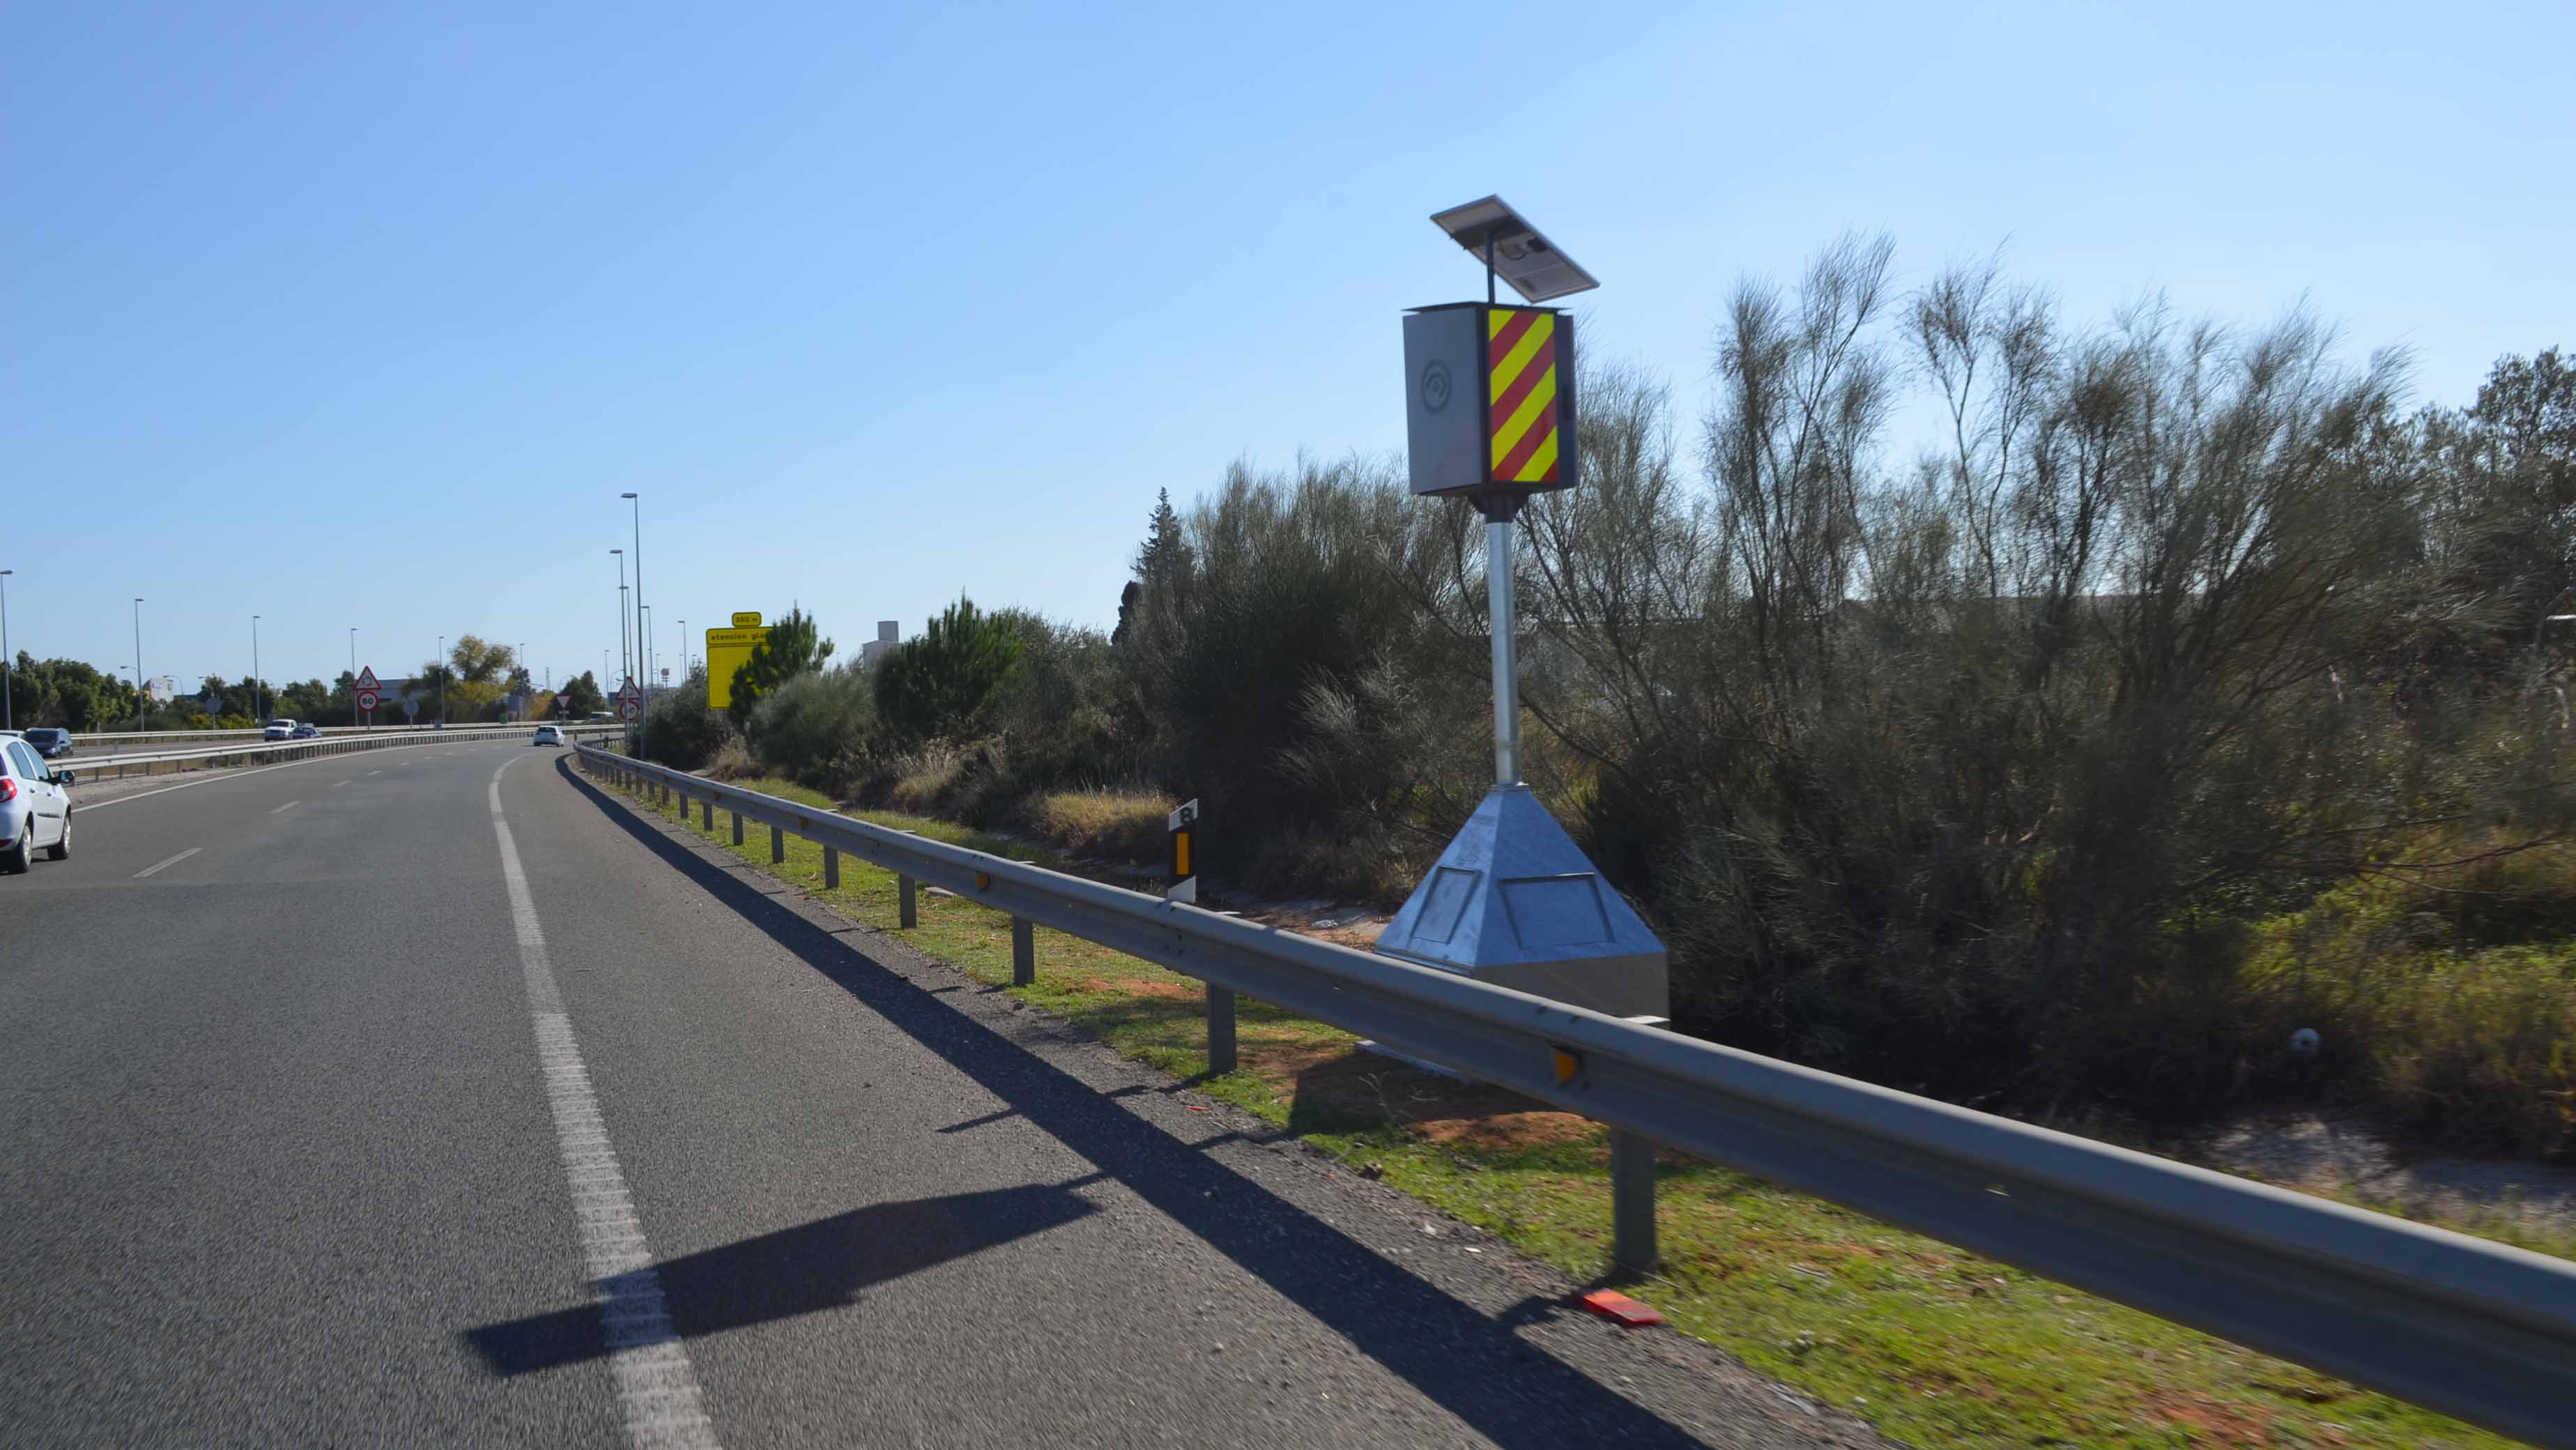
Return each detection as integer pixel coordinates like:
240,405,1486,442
1487,307,1560,484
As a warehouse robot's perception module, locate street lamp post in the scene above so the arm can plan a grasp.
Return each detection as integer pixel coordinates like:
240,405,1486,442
438,635,447,727
132,598,146,733
677,620,686,683
251,613,263,725
611,549,629,702
623,492,645,760
1,569,14,732
349,627,358,729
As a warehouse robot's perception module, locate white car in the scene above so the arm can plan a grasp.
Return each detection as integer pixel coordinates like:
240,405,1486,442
532,724,567,747
0,733,72,871
263,719,297,741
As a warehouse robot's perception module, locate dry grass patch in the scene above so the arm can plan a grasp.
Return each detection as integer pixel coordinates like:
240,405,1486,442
1030,788,1173,862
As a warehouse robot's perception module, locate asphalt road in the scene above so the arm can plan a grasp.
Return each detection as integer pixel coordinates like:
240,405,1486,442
0,742,1890,1448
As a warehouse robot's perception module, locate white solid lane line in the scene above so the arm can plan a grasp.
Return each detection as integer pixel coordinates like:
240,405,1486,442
132,847,201,879
270,800,300,814
486,756,719,1450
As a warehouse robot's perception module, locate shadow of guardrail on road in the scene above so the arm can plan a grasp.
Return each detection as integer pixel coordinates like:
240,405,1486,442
501,755,1726,1450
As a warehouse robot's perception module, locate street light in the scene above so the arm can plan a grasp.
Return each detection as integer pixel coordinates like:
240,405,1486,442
132,598,146,733
438,635,446,727
250,613,262,725
622,491,645,759
1,569,14,732
611,548,629,701
349,627,358,729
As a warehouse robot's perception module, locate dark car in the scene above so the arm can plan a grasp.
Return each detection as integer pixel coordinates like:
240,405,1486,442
22,728,73,760
291,724,322,740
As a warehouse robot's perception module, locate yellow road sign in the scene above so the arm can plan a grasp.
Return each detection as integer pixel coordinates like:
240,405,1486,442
703,625,770,709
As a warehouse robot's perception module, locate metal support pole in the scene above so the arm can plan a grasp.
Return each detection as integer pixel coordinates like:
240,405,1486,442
731,809,743,846
1207,986,1236,1074
700,797,712,831
898,874,918,928
771,825,785,864
1486,512,1521,786
823,846,838,890
1011,916,1034,986
1610,1128,1658,1277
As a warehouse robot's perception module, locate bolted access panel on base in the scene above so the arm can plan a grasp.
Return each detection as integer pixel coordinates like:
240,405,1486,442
1374,785,1666,1021
1403,303,1577,499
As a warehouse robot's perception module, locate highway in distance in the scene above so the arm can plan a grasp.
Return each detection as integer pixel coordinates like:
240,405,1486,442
0,742,1889,1448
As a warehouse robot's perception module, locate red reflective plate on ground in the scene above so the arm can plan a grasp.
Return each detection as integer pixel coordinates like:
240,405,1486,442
1577,1289,1665,1327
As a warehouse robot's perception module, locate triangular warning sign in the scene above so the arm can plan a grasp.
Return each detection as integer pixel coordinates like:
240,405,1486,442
355,666,381,691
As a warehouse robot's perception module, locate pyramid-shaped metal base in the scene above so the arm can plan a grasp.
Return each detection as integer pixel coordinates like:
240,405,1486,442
1375,785,1668,1020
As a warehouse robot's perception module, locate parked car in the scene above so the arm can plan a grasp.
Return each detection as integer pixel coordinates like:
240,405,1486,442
0,732,72,871
22,727,73,759
532,724,567,747
291,724,321,740
263,718,297,741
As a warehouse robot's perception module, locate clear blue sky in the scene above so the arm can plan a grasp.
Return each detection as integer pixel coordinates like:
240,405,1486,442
8,0,2568,692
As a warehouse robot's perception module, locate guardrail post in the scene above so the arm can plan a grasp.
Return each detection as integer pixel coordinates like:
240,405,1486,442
823,846,838,890
771,825,784,864
1610,1129,1657,1278
898,875,918,928
1206,986,1236,1074
731,809,743,846
1011,917,1034,986
700,797,713,832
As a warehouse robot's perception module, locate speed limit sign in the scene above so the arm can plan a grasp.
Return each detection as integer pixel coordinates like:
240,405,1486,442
356,689,380,712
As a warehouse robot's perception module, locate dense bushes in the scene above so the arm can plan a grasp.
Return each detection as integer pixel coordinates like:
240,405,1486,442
651,239,2576,1151
638,669,729,770
747,664,875,794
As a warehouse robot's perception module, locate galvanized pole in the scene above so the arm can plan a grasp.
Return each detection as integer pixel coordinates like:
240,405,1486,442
624,492,646,763
250,613,261,725
1486,512,1521,786
612,549,629,704
438,636,446,726
0,570,13,732
349,627,358,729
133,598,145,733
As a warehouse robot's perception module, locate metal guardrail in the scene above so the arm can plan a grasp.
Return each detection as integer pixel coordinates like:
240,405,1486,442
67,722,603,753
66,724,621,778
575,744,2576,1448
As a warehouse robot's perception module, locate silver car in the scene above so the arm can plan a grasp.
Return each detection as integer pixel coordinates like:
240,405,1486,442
0,733,72,871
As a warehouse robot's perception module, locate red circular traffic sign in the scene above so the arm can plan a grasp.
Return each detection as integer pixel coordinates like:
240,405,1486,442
356,689,379,712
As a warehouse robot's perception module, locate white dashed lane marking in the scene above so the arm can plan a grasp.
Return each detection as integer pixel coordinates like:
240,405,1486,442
486,757,719,1450
132,847,201,879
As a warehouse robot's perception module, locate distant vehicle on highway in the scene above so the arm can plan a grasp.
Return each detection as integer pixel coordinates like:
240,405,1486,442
291,724,321,740
0,732,72,871
588,712,616,723
22,727,73,759
532,724,566,747
263,719,296,741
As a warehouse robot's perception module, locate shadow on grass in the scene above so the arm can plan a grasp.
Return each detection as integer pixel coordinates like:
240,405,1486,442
542,756,1716,1449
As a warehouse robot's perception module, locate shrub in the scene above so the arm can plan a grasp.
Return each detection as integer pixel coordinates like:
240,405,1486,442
638,669,728,771
875,597,1022,743
748,664,876,795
